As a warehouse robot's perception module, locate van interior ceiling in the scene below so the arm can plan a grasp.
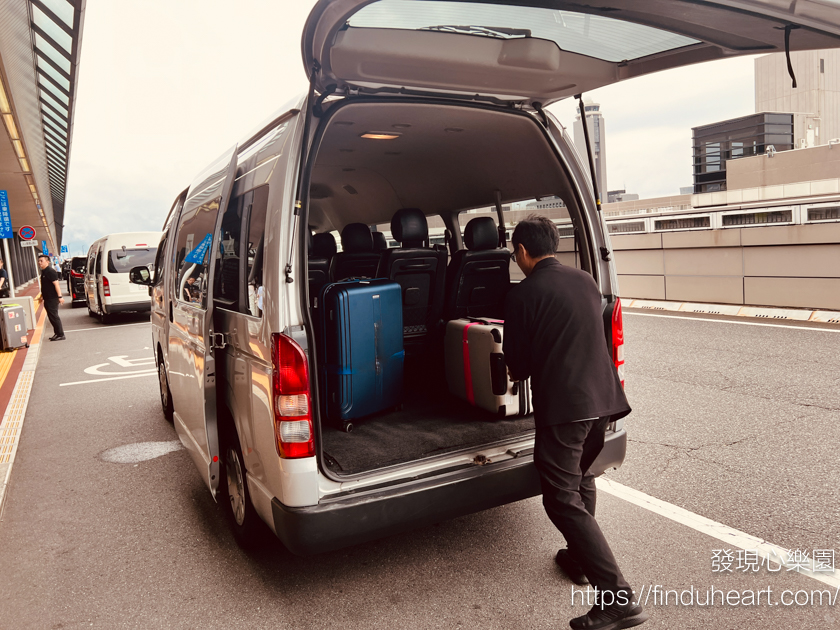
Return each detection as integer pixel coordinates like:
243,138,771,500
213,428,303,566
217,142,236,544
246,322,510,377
304,99,586,477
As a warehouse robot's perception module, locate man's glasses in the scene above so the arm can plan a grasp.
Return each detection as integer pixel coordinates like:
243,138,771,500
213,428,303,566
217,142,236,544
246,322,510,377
509,249,517,263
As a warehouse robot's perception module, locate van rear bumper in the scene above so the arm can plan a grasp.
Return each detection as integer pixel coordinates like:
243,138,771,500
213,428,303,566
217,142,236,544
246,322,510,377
272,428,626,556
103,300,151,314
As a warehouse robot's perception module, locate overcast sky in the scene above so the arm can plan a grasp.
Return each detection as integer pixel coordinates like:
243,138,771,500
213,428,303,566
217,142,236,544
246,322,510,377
62,0,760,256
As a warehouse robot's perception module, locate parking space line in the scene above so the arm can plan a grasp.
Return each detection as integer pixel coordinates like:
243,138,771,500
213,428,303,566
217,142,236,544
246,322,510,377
64,323,150,333
596,477,840,588
59,372,157,387
625,311,840,333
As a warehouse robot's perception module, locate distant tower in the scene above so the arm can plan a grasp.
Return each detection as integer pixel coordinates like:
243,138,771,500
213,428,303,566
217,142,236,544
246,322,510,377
574,98,608,199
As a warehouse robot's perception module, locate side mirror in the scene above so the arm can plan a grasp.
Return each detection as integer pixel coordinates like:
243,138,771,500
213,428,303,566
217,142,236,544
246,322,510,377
129,265,152,286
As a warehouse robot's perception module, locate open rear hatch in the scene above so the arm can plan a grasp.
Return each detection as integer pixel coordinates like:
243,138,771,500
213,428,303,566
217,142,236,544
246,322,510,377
303,0,840,105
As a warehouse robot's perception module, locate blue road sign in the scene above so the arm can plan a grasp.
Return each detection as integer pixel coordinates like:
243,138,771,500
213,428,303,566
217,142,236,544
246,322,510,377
0,191,12,239
19,225,35,240
42,240,48,255
61,245,68,253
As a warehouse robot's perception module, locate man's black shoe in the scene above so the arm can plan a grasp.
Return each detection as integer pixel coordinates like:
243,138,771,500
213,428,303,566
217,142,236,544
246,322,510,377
555,549,589,585
50,335,66,341
570,602,648,630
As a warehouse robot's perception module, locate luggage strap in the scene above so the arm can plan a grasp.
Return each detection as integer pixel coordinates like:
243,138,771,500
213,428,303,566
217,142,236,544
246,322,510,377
462,322,478,405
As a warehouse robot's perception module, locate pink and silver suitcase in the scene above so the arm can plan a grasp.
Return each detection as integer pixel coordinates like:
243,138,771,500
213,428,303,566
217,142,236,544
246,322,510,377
445,318,532,417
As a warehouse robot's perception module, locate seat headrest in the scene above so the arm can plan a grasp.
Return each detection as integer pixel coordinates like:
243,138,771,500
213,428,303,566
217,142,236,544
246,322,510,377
464,217,499,251
371,231,388,252
340,223,374,253
311,232,337,258
391,208,428,248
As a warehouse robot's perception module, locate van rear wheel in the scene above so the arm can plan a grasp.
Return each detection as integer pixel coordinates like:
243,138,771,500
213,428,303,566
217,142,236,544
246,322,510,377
221,427,264,549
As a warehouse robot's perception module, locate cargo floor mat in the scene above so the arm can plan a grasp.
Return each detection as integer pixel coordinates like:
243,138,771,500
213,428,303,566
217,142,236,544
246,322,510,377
320,388,534,475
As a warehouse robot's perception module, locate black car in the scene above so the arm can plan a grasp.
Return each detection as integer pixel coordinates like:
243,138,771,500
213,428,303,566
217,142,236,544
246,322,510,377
61,259,71,280
67,256,86,306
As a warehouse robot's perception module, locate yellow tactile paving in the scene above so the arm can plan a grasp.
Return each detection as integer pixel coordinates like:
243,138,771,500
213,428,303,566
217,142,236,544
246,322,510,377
0,371,33,464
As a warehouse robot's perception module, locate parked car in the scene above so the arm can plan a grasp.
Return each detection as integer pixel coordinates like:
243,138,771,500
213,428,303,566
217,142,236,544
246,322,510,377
66,256,87,307
85,232,161,323
132,0,840,554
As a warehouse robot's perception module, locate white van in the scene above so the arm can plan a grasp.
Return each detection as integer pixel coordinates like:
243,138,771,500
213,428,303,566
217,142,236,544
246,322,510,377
132,0,840,553
85,232,162,323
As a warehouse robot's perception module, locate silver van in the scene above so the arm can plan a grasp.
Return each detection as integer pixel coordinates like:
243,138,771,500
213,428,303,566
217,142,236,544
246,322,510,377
133,0,840,552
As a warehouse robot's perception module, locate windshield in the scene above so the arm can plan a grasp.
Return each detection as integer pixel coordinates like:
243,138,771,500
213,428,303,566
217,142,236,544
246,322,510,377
71,257,86,273
108,248,157,274
348,0,699,63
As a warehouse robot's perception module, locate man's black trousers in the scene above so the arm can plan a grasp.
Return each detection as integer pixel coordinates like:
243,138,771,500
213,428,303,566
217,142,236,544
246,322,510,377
44,298,64,336
535,418,631,599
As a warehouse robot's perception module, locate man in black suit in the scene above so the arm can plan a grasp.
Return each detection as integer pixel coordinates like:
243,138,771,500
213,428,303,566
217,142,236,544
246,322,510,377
504,216,646,630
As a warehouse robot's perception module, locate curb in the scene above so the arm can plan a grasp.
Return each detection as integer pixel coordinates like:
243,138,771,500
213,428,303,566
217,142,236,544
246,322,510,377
625,299,840,324
0,306,46,520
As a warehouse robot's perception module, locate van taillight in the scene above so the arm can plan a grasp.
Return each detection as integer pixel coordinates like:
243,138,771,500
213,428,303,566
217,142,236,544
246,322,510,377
612,297,625,388
103,276,110,297
271,333,314,459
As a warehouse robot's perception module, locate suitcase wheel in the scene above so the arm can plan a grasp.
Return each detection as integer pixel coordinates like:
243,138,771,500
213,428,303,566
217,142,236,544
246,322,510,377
342,421,354,434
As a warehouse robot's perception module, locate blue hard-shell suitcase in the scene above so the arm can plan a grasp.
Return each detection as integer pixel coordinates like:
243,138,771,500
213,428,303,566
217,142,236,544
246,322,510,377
319,278,404,431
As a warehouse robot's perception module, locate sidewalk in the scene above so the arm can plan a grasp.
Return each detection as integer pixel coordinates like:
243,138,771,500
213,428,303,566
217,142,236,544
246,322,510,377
0,281,46,518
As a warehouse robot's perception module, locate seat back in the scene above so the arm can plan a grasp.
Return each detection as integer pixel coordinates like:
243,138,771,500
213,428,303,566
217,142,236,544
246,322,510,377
444,216,510,320
377,208,447,342
372,231,388,253
308,232,336,307
331,223,381,281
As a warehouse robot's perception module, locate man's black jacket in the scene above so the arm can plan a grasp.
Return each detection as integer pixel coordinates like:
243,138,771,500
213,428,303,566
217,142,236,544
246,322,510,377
503,258,630,427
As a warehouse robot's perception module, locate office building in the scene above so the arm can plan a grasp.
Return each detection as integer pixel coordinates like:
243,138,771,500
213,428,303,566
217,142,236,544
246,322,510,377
691,112,794,193
755,49,840,148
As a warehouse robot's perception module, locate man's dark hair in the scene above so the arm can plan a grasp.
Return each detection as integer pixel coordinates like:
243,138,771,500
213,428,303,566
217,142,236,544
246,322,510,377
511,214,560,258
38,254,50,261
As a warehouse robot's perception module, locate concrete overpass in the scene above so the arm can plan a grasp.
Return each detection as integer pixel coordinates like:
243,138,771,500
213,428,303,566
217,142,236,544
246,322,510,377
0,0,84,288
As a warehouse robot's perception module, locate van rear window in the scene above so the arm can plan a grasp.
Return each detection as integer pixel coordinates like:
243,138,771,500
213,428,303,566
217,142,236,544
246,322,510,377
108,248,156,273
71,258,86,273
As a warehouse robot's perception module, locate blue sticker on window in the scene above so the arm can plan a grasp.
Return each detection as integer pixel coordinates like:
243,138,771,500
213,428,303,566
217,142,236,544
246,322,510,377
184,233,213,265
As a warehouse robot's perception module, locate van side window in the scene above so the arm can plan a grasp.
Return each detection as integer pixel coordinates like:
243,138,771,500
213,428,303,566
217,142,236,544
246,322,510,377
94,249,102,276
214,191,245,311
173,195,222,309
153,234,168,286
245,185,268,317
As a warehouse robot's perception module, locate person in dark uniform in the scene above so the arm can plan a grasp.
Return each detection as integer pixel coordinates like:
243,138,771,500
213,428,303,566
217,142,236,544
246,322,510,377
38,254,65,341
504,216,646,630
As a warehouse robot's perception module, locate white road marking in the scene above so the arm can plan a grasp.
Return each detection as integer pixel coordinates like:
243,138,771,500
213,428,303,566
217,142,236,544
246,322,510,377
597,477,840,589
59,372,157,387
64,323,150,332
99,440,183,464
108,355,155,368
625,311,840,333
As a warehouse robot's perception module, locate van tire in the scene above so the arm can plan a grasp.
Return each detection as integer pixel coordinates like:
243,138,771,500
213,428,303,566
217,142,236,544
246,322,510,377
220,425,265,549
87,302,95,318
100,311,112,325
158,360,174,422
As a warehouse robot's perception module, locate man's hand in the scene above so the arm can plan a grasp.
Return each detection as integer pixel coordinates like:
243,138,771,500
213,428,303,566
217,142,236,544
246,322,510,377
507,365,520,383
58,297,65,305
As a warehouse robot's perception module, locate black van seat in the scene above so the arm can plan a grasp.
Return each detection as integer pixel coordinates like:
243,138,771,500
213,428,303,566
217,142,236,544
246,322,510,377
377,208,446,343
443,216,510,321
309,232,337,307
331,223,381,281
372,231,388,253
